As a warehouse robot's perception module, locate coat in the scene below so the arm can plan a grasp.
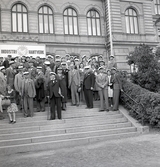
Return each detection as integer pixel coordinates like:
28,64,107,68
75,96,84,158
83,71,95,90
68,69,80,87
14,73,24,93
111,73,122,90
21,78,36,98
35,77,45,101
96,73,109,91
0,72,6,95
48,79,62,99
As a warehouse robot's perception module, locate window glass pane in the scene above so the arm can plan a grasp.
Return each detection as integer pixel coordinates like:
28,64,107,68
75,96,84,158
134,17,138,34
17,4,22,12
92,18,96,35
17,13,22,32
96,12,99,18
44,15,49,33
130,17,134,33
39,15,43,33
23,6,27,12
125,16,130,33
39,7,43,14
12,5,16,12
49,16,53,33
68,9,72,16
64,16,68,34
48,8,52,14
87,11,90,17
87,18,92,35
23,14,27,32
69,17,73,34
96,19,101,36
12,13,17,32
44,6,48,14
64,9,67,15
129,9,132,15
73,10,76,16
73,17,78,35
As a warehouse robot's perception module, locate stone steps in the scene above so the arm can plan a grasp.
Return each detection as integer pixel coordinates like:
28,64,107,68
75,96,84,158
0,103,140,155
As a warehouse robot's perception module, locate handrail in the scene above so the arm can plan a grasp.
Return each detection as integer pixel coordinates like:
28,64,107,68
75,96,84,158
121,90,145,125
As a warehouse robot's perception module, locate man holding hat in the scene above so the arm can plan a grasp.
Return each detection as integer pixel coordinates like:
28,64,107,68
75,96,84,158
83,66,95,109
47,72,63,120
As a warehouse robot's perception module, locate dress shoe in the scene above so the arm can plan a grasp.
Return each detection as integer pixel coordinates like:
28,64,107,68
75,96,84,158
106,109,109,112
99,109,104,112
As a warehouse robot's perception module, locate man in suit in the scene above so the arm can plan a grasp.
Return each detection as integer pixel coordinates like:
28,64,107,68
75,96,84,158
83,66,95,109
68,62,80,106
96,67,109,112
111,67,123,111
48,72,63,120
21,72,36,117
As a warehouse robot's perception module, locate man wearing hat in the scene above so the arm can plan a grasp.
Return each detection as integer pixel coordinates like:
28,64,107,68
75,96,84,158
57,66,67,110
96,66,109,111
83,66,95,109
6,61,16,89
111,67,122,111
108,55,117,69
44,61,52,87
21,71,36,117
68,62,80,106
0,66,7,96
47,72,63,120
35,67,46,112
14,65,24,109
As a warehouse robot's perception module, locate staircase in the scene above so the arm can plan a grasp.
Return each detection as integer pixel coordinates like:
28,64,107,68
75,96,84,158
0,102,141,155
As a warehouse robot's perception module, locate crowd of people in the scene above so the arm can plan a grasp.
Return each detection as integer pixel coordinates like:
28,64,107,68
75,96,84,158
0,53,122,123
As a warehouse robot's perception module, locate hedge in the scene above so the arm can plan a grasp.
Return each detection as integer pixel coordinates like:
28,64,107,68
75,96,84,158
120,79,160,127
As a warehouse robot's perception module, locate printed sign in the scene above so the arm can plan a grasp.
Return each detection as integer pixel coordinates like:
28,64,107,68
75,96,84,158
0,44,46,58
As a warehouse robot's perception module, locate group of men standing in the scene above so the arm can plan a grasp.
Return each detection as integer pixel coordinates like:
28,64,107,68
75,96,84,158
0,53,122,120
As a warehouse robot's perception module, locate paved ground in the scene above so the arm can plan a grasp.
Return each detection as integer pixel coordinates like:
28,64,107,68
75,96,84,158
0,130,160,167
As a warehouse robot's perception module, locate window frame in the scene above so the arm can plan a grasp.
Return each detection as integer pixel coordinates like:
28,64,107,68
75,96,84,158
38,5,54,34
86,9,101,36
63,7,79,35
11,3,28,33
125,8,139,34
154,0,160,15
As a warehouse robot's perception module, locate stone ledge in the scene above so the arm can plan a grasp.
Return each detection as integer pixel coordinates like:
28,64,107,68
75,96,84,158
119,105,149,134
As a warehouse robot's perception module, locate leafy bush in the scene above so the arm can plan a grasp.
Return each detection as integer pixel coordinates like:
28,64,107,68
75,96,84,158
120,79,160,127
127,44,160,92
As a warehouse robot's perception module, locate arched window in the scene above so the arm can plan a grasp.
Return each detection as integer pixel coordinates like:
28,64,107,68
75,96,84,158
63,7,78,35
11,3,28,32
87,9,101,36
38,5,54,34
125,8,139,34
154,0,160,15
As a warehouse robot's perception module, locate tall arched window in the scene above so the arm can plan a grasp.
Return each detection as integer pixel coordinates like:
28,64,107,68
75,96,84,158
125,8,139,34
11,3,28,32
154,0,160,15
38,5,54,34
87,9,101,36
63,7,78,35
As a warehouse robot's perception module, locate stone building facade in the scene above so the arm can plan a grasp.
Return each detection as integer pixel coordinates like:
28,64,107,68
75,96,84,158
0,0,160,71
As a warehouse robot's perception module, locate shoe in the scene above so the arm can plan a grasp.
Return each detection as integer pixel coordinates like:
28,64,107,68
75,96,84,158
106,109,109,112
76,104,79,107
71,104,76,106
9,120,13,124
99,109,104,112
62,108,66,111
13,121,16,124
85,107,90,109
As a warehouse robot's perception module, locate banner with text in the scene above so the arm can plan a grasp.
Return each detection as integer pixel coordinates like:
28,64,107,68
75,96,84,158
0,44,46,58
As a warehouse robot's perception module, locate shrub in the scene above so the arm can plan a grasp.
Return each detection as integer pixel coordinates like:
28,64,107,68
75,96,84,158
120,79,160,127
127,44,160,92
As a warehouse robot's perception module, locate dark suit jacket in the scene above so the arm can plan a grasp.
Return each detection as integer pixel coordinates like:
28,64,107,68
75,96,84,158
83,72,95,90
48,79,61,98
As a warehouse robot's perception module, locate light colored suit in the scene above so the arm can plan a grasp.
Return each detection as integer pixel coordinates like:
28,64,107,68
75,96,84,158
68,69,80,105
22,78,36,117
96,73,109,110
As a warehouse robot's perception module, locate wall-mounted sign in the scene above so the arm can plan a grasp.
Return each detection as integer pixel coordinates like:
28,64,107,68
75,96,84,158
0,44,46,58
